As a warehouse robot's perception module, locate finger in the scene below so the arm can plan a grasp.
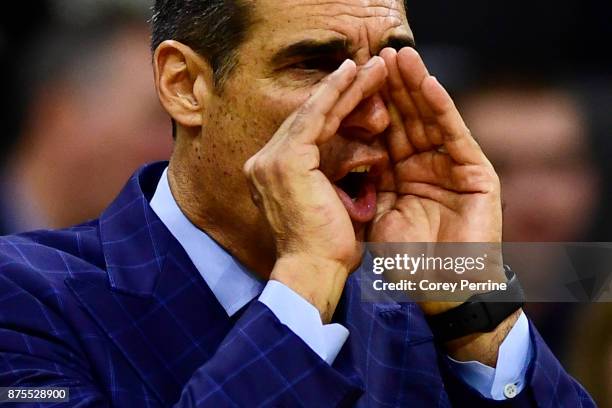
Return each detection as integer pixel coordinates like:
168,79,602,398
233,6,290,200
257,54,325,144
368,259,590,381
380,48,419,119
318,56,388,143
279,59,357,145
380,47,433,151
397,48,488,164
395,48,435,123
306,59,359,118
286,57,387,146
395,151,456,191
385,100,415,162
395,48,442,149
403,118,431,152
396,152,496,193
396,47,429,91
421,76,488,165
424,123,444,146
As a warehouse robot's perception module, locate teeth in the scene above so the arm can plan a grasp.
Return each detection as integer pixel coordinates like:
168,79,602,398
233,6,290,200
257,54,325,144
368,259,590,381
350,165,371,173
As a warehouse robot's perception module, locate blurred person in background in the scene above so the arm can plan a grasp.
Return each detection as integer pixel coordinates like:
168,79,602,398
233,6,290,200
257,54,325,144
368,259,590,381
0,8,172,234
566,84,612,408
459,80,611,406
460,81,601,244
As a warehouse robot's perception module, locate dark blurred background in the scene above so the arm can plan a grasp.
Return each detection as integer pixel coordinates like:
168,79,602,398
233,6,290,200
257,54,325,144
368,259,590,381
1,1,611,406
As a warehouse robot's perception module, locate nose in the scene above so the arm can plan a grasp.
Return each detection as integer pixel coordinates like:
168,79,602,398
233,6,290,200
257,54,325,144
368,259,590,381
339,92,390,142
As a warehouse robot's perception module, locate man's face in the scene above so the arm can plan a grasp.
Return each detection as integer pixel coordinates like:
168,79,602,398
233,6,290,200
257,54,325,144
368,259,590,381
192,0,413,265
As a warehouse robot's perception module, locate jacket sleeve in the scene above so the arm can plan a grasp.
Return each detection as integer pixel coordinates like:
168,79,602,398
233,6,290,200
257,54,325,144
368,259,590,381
0,269,362,408
173,301,362,407
0,271,110,407
440,320,596,407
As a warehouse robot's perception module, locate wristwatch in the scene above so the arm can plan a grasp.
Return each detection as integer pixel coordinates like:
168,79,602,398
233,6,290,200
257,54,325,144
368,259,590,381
425,265,525,342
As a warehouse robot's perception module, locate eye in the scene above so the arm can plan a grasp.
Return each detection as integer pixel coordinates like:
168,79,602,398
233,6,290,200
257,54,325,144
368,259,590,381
291,56,343,73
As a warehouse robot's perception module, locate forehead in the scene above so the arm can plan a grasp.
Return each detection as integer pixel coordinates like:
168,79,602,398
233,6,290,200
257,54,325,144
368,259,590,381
250,0,412,59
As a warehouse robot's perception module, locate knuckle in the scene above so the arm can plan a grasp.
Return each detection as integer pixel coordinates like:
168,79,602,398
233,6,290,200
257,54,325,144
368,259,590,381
321,74,335,87
298,99,315,116
244,154,270,180
250,157,270,180
243,157,256,176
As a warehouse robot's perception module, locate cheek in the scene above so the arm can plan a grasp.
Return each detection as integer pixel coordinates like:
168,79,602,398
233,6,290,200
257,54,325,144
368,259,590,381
215,73,317,161
257,85,312,131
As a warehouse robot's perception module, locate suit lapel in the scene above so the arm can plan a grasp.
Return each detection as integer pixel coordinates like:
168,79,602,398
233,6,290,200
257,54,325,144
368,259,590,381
66,163,232,405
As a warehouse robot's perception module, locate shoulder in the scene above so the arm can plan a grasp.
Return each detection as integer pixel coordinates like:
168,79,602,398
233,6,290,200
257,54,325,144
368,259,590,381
0,224,111,385
0,221,106,296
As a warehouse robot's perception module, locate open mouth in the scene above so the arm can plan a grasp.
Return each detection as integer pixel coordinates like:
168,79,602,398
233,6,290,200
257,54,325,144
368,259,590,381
333,165,378,223
336,166,370,200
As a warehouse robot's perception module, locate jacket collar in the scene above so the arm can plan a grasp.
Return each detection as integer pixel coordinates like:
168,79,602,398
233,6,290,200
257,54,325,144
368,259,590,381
66,162,233,405
150,167,264,316
98,161,172,296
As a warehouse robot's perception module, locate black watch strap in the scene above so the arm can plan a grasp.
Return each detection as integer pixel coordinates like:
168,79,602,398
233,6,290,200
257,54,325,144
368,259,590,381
425,266,525,343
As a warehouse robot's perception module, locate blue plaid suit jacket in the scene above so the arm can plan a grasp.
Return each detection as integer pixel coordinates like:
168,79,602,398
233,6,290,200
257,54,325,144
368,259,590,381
0,162,595,407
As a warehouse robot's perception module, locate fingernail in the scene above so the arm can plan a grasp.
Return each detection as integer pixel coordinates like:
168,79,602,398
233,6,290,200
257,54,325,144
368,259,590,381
365,57,379,68
338,59,354,72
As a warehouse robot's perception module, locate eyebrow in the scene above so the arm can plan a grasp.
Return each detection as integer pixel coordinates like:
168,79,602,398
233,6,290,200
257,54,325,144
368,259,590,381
270,38,350,66
270,35,416,67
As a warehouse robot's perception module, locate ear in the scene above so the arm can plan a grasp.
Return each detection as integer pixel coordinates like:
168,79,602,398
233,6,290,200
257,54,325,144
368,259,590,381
153,40,213,131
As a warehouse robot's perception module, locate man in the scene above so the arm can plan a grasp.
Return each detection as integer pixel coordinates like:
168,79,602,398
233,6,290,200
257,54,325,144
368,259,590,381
460,82,600,243
0,1,594,407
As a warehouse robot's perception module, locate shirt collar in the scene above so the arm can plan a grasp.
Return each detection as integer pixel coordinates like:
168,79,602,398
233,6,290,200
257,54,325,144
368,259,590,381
149,167,264,316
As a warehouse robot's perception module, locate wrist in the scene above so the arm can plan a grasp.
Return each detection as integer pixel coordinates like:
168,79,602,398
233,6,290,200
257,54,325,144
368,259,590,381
444,308,522,367
270,255,350,323
418,261,508,316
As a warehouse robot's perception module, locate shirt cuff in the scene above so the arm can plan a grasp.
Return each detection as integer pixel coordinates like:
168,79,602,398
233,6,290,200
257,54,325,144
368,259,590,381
258,280,349,365
447,311,532,400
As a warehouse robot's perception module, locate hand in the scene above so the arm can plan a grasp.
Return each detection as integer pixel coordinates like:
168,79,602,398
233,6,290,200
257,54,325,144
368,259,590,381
368,48,504,315
243,57,388,322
